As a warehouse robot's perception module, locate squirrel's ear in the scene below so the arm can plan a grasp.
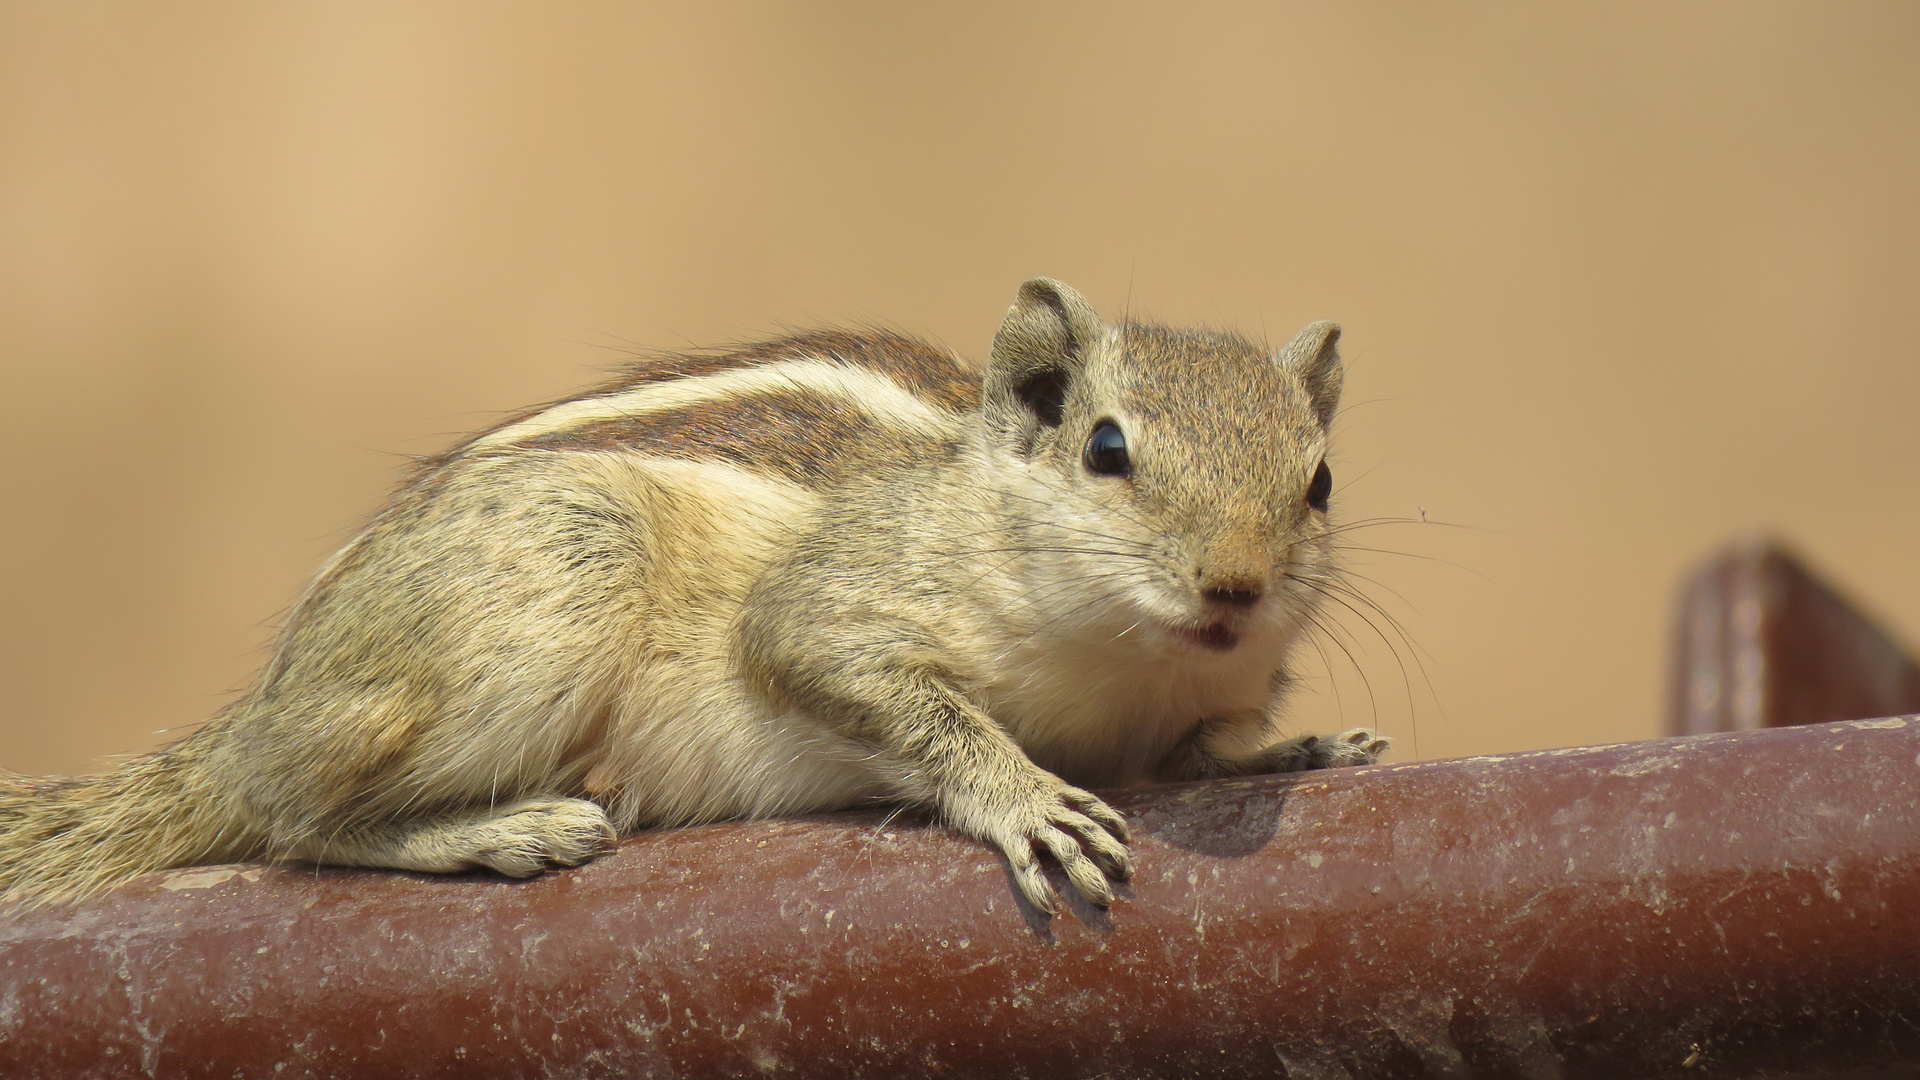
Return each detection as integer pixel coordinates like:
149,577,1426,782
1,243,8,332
1278,320,1343,430
986,277,1106,428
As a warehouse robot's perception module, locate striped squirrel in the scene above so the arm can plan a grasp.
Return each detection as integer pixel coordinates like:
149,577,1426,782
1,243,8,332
0,278,1386,913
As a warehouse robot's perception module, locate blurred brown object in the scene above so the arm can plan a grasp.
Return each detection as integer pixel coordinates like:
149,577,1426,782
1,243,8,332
3,718,1918,1079
1668,536,1920,735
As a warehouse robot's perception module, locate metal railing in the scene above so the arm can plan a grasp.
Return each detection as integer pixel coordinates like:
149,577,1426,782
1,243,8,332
3,540,1916,1079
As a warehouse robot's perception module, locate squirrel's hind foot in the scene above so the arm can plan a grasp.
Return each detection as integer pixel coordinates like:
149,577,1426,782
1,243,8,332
304,795,618,879
449,796,620,877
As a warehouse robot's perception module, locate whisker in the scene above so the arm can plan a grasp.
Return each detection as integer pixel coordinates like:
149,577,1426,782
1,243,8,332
1323,543,1495,583
1299,606,1382,731
1309,586,1421,719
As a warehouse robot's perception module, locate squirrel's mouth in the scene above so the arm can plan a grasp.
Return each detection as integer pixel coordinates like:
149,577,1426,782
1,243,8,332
1170,621,1241,652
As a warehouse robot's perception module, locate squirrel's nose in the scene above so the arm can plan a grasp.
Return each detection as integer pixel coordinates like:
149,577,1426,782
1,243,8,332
1202,586,1264,608
1199,574,1267,608
1197,532,1272,608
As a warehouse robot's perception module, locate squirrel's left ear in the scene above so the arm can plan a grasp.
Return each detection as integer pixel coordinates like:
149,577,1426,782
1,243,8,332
986,277,1107,428
1278,320,1343,430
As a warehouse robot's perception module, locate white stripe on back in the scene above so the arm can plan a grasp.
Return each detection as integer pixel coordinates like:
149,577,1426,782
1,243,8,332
472,358,955,451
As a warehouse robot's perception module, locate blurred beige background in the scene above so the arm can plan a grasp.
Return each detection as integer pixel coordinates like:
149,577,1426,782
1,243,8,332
2,2,1916,777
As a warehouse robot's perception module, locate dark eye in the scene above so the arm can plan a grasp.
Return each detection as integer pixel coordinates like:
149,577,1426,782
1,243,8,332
1306,460,1332,511
1083,421,1131,477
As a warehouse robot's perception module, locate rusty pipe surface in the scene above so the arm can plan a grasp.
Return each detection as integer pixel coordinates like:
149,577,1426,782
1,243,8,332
2,718,1917,1080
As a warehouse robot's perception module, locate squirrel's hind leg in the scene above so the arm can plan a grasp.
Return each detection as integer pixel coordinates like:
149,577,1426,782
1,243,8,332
295,795,616,879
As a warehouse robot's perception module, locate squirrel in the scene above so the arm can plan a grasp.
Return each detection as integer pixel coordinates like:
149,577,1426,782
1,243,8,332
0,278,1387,913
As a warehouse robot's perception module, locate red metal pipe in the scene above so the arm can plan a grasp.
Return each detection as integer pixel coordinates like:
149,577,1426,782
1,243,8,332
3,717,1917,1078
1670,536,1920,734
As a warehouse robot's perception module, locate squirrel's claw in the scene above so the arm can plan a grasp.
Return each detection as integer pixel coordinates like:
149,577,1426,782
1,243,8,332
974,778,1132,915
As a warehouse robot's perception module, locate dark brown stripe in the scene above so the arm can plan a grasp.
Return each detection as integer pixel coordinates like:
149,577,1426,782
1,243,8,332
430,331,977,476
516,388,940,488
602,330,981,411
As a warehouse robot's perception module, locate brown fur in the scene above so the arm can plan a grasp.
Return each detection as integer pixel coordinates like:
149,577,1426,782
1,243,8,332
0,279,1386,912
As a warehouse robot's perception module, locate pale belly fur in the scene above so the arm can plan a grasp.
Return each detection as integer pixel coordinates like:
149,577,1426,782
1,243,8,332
983,624,1289,787
578,454,1282,826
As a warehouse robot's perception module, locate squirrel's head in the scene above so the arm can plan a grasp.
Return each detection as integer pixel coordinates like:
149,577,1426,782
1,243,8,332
982,277,1343,655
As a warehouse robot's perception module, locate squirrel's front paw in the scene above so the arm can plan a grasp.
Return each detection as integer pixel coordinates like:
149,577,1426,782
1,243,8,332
1261,728,1392,772
946,774,1132,914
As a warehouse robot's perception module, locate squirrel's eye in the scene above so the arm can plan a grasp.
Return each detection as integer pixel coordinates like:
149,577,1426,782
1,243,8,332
1306,460,1332,512
1083,421,1131,477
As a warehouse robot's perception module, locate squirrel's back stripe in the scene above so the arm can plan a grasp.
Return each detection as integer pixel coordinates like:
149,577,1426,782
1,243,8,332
448,330,980,486
515,382,945,486
475,358,951,447
594,330,979,412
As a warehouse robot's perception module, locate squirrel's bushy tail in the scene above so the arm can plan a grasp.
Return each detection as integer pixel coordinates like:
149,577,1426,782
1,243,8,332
0,735,254,906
